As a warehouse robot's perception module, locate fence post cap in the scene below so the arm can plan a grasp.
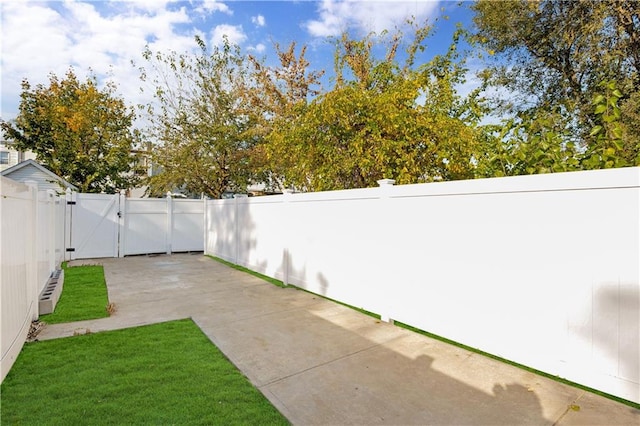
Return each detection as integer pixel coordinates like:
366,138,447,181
377,179,396,187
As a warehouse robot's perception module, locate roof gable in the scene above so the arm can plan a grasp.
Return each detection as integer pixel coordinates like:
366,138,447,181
1,159,78,191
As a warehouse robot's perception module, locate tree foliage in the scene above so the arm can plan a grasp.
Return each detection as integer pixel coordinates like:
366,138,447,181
133,2,640,195
247,42,324,123
245,42,325,190
261,24,485,191
472,0,640,172
1,69,142,193
138,36,260,198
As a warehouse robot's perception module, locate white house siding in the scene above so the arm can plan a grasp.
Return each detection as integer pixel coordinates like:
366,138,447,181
3,165,65,192
0,142,35,172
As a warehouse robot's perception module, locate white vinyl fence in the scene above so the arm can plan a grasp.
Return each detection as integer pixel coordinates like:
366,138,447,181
205,167,640,404
1,178,65,381
122,196,204,256
66,191,204,259
1,185,204,382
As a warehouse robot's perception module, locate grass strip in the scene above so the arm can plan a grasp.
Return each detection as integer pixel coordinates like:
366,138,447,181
1,319,289,425
39,264,109,324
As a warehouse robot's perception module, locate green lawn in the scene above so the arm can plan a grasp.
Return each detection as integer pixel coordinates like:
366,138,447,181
39,264,109,324
1,319,289,425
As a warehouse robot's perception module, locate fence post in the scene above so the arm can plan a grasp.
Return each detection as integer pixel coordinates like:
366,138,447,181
202,196,209,255
166,192,173,255
282,189,293,287
118,190,127,257
377,178,395,324
25,181,39,320
47,190,56,272
64,188,74,262
233,194,248,265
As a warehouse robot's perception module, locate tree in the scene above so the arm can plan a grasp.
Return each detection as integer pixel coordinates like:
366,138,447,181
138,36,259,198
263,24,485,191
472,0,640,168
245,42,325,190
247,42,324,123
474,111,582,178
1,69,143,193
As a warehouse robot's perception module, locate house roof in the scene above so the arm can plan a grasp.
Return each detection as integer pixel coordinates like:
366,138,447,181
1,159,78,191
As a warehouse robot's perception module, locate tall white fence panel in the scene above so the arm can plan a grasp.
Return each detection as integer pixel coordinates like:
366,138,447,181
170,199,205,253
36,190,64,292
205,167,640,404
123,196,204,256
123,198,169,255
1,178,65,382
205,198,236,262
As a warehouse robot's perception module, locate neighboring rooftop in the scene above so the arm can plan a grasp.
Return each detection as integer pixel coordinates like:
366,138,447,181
1,159,78,192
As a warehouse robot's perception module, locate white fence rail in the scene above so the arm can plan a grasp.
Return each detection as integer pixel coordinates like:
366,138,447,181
1,178,65,382
205,167,640,404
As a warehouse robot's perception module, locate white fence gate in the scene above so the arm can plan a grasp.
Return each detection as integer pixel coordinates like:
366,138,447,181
66,191,121,259
66,191,204,260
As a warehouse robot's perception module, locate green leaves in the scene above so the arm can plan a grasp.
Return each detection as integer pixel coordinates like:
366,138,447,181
139,37,260,198
594,104,607,115
474,109,584,178
590,125,603,137
263,26,482,191
472,0,640,158
583,80,632,169
0,69,142,193
471,1,640,175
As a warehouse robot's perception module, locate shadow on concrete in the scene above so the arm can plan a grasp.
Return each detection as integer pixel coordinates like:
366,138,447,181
197,195,639,422
174,257,554,425
47,254,639,425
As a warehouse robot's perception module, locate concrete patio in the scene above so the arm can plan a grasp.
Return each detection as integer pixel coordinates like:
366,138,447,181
37,254,640,425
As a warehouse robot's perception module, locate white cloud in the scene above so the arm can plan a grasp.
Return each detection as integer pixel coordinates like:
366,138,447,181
1,2,72,119
123,0,178,14
248,43,267,53
195,0,232,16
305,0,441,37
251,14,265,27
210,24,247,46
0,0,202,121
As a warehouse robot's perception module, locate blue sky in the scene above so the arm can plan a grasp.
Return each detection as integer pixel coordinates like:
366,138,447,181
1,1,477,122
